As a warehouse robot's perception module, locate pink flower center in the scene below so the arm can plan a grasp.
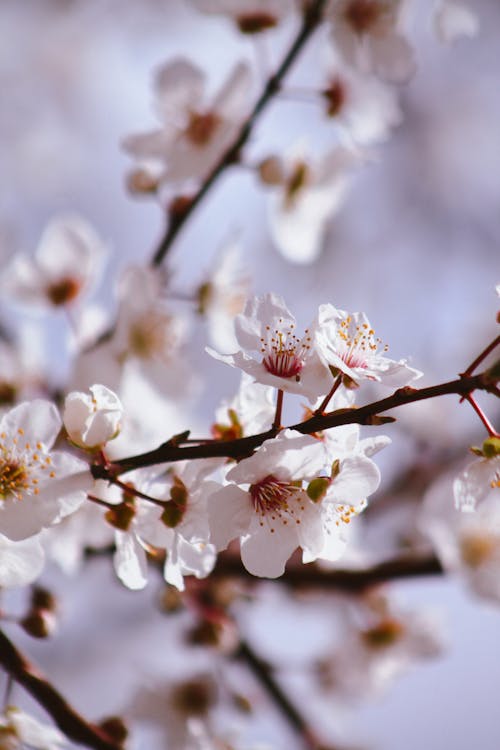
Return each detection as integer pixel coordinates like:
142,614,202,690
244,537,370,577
260,321,311,380
249,474,304,532
343,0,385,34
336,316,387,370
185,111,221,146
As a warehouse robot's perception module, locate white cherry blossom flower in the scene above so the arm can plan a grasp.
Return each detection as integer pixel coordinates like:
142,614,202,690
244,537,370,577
63,384,123,450
0,706,67,749
0,214,106,311
123,58,252,185
196,237,251,353
207,293,331,401
208,430,328,577
321,55,402,145
0,400,90,541
327,0,416,83
213,373,276,440
259,145,361,264
111,266,196,398
423,473,500,602
321,593,443,699
191,0,294,34
453,453,500,512
434,1,479,44
0,533,45,587
140,460,221,591
316,304,422,387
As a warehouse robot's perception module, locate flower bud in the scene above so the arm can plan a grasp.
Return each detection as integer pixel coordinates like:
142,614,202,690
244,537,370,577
64,384,123,450
98,716,128,743
20,609,57,639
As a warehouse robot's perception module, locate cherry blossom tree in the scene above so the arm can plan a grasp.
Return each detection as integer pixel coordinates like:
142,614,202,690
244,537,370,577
0,1,498,749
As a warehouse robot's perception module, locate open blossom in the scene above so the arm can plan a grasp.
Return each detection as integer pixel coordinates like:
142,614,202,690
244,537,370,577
0,706,66,750
207,293,331,401
63,384,123,450
434,0,479,44
123,58,251,185
453,453,500,512
0,214,106,311
111,266,196,398
321,55,402,145
422,474,500,602
259,145,361,264
316,304,422,387
0,533,45,588
327,0,416,83
320,593,443,699
140,460,221,591
0,400,90,541
208,430,327,577
190,0,294,33
196,237,251,353
213,373,276,440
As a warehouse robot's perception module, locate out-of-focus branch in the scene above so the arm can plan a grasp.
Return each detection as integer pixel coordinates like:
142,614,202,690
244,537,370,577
91,370,498,477
236,639,337,750
151,0,328,266
212,552,443,590
0,629,123,750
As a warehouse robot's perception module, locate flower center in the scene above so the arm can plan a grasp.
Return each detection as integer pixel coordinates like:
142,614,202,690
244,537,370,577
284,161,310,209
249,474,304,532
361,617,405,649
343,0,385,34
236,12,278,34
185,111,220,146
128,311,177,361
336,316,387,369
0,428,56,501
323,78,347,117
46,276,82,306
460,532,496,568
260,321,311,380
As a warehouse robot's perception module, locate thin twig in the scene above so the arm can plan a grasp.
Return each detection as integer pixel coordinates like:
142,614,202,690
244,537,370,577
236,639,328,750
151,0,328,266
0,629,122,750
461,334,500,377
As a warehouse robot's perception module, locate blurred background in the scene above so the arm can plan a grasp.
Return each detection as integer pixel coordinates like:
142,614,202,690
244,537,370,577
0,1,499,748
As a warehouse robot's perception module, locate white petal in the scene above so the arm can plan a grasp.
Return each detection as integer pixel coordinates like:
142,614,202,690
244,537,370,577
1,400,61,450
241,522,298,577
114,532,149,590
208,485,252,550
0,534,45,587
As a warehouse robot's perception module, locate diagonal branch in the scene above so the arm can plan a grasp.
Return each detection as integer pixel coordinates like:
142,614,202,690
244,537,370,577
0,629,123,750
151,0,328,266
91,370,498,477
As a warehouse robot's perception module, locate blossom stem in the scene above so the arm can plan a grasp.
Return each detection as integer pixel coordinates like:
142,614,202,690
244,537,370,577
0,629,122,750
151,0,328,266
315,373,343,414
464,393,499,437
87,494,116,510
461,334,500,377
273,389,284,429
110,477,167,508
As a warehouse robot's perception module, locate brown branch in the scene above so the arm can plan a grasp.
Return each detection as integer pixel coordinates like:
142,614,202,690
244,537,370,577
212,552,443,590
151,0,328,266
91,370,497,477
236,639,332,750
0,629,122,750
